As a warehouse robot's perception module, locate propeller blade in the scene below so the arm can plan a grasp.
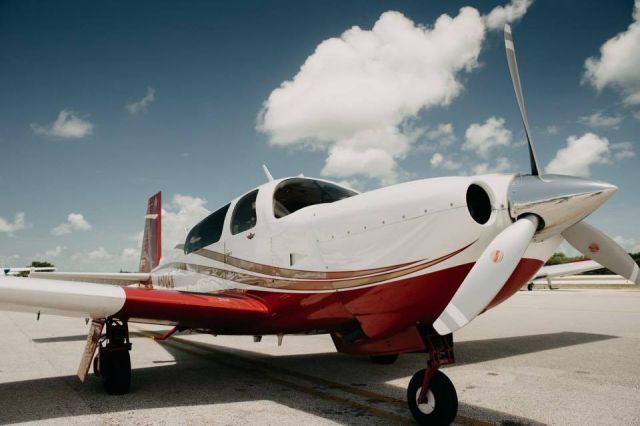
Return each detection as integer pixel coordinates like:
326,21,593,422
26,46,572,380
504,24,541,177
562,222,639,284
434,215,539,335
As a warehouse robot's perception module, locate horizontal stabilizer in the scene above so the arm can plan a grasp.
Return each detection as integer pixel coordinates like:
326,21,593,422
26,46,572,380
30,271,150,286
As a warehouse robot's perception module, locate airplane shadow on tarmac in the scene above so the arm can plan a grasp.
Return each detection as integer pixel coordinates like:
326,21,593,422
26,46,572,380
1,331,616,425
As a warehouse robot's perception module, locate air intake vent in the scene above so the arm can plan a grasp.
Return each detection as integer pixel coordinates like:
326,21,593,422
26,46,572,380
466,184,491,224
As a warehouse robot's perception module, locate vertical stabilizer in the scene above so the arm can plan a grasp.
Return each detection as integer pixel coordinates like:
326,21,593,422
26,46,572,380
139,192,162,273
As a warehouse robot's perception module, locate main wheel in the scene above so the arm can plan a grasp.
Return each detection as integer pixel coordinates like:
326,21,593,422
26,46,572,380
101,350,131,395
369,354,399,364
527,283,534,291
407,369,457,425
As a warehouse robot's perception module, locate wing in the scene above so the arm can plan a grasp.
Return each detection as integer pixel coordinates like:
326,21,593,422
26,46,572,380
30,271,151,286
0,276,269,327
534,260,602,280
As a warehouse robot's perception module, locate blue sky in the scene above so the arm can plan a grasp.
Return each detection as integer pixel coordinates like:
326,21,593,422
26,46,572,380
0,0,638,271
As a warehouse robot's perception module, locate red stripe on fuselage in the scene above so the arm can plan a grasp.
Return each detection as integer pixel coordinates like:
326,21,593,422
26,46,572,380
116,258,544,337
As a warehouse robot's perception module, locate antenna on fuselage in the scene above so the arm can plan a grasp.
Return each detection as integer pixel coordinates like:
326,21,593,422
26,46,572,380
262,164,274,182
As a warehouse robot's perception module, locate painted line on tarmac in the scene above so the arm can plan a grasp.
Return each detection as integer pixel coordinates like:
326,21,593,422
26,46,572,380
133,327,491,426
134,328,412,424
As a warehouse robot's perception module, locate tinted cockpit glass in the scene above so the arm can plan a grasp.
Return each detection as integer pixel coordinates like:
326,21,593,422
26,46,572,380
184,203,230,254
231,189,258,235
273,178,357,218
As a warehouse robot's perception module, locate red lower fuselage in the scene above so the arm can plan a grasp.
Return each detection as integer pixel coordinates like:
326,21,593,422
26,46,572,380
117,258,543,347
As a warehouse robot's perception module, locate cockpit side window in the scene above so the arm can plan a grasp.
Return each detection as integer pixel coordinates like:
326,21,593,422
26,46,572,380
184,203,230,254
231,189,258,235
273,178,357,218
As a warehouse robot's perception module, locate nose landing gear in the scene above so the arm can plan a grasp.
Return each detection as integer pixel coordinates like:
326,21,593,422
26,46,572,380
407,331,457,425
94,319,132,395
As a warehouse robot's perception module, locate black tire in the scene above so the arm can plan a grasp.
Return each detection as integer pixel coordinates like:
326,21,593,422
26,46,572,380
407,369,457,425
93,354,100,377
102,350,131,395
527,283,534,291
369,354,399,364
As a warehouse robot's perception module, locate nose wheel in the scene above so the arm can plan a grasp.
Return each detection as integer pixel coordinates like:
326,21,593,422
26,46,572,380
407,330,457,425
408,369,457,425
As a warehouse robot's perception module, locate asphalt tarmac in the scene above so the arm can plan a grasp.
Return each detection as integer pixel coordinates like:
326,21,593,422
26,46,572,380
1,288,639,425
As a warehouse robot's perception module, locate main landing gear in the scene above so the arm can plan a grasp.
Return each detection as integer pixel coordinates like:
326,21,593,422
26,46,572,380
407,331,457,425
93,319,132,395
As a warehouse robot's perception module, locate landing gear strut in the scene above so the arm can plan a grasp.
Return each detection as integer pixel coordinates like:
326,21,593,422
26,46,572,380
407,331,457,425
94,319,132,395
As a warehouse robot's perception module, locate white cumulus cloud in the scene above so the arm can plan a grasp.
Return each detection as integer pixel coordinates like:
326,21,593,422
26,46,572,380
43,246,66,258
121,248,139,262
31,110,93,139
463,116,512,158
162,194,210,260
583,0,640,105
258,9,490,183
71,246,112,262
126,87,156,115
578,111,623,128
472,157,514,175
258,3,533,184
484,0,534,31
430,152,462,170
426,123,457,147
614,236,640,253
611,142,636,160
545,133,610,177
0,212,28,234
51,213,92,236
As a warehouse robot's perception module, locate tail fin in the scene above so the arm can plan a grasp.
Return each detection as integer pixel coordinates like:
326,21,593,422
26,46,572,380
139,192,162,272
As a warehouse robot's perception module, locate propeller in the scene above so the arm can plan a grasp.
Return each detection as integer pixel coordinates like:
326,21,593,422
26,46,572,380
504,24,637,285
504,24,541,177
434,25,638,336
562,222,639,284
433,215,539,335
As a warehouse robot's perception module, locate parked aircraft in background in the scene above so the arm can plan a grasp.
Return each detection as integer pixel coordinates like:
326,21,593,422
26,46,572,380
0,25,637,425
2,266,56,276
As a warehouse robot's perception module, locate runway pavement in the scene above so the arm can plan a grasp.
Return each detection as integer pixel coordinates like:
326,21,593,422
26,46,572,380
1,288,639,425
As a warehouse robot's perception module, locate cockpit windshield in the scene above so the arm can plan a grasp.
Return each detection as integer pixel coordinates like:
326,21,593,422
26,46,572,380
184,203,230,254
273,178,357,218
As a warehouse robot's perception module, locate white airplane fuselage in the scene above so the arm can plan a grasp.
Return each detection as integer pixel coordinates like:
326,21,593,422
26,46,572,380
133,173,563,339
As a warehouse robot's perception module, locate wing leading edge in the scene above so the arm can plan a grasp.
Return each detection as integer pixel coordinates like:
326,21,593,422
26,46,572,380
0,276,269,328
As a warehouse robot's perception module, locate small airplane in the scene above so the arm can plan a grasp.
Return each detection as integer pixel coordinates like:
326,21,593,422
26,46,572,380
2,266,56,276
0,25,638,425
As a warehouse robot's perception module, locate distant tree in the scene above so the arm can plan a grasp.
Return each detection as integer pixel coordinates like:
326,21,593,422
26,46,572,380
30,261,54,268
545,252,570,265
